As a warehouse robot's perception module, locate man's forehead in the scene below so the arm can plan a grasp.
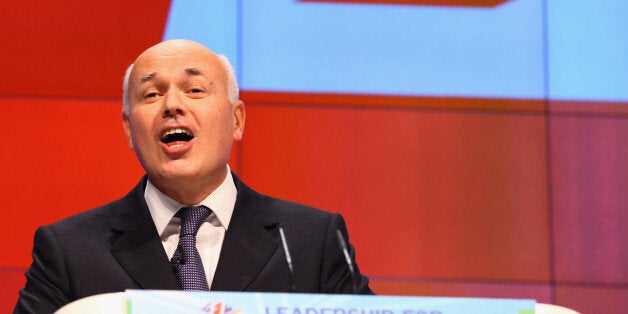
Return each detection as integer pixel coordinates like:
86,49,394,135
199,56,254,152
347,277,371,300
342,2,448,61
135,41,215,67
129,41,226,88
140,39,211,57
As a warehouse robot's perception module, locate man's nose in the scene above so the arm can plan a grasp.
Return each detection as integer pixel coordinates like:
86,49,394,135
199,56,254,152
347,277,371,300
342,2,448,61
162,93,185,118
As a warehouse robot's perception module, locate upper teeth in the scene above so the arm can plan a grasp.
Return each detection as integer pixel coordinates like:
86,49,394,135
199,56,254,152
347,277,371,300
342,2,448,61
162,128,191,139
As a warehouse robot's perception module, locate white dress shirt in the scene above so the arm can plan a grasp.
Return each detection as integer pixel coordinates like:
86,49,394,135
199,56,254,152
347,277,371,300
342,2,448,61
144,165,237,287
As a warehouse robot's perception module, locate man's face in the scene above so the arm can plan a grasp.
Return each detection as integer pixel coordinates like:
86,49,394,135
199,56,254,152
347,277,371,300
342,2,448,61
122,41,244,192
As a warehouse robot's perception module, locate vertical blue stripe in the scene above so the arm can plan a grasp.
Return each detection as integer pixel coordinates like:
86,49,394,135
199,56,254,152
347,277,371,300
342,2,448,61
163,0,240,84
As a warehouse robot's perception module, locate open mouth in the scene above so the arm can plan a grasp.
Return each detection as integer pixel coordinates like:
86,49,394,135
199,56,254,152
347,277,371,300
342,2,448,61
161,128,194,144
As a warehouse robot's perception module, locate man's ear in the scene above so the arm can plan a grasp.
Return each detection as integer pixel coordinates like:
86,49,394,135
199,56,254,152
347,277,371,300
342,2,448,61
232,100,245,141
121,111,134,151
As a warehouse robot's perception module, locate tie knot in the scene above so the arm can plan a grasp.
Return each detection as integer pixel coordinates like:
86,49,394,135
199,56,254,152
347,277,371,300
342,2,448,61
176,205,210,236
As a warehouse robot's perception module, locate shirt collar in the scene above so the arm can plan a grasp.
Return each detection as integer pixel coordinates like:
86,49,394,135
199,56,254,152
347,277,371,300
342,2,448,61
145,165,238,236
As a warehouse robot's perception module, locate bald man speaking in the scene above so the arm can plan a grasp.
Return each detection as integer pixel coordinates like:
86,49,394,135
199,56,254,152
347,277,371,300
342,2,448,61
15,40,372,314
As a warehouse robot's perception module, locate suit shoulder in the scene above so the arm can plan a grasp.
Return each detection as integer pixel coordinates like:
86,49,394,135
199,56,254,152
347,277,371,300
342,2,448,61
241,191,343,233
234,175,339,223
263,195,334,219
44,179,146,233
44,199,119,232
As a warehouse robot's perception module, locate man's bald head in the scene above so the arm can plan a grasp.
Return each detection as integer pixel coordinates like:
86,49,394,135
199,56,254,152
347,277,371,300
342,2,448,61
122,39,238,114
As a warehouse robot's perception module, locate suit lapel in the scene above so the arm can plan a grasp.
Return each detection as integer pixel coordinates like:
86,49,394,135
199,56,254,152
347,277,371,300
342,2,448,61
109,177,180,290
211,175,280,291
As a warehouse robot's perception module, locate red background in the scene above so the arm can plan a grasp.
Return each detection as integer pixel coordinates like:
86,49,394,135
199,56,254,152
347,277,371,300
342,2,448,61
1,1,626,313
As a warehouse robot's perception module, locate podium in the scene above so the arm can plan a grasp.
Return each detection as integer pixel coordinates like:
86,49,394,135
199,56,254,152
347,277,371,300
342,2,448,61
55,291,580,314
55,290,578,314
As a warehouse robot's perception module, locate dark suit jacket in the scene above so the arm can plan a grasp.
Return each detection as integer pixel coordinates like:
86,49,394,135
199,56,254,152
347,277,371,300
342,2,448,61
14,174,372,314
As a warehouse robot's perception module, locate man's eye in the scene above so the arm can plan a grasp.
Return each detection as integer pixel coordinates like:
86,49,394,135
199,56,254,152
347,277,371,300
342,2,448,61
145,92,158,98
190,88,204,94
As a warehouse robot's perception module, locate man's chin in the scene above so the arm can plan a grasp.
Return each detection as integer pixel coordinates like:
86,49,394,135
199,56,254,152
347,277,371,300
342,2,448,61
147,165,229,205
150,167,198,182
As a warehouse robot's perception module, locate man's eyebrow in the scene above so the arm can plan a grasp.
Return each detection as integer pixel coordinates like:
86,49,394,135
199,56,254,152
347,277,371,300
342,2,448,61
140,72,156,83
139,68,203,84
185,68,203,76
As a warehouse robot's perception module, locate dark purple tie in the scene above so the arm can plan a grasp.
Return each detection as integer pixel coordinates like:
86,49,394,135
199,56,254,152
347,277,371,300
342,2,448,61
171,205,211,291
